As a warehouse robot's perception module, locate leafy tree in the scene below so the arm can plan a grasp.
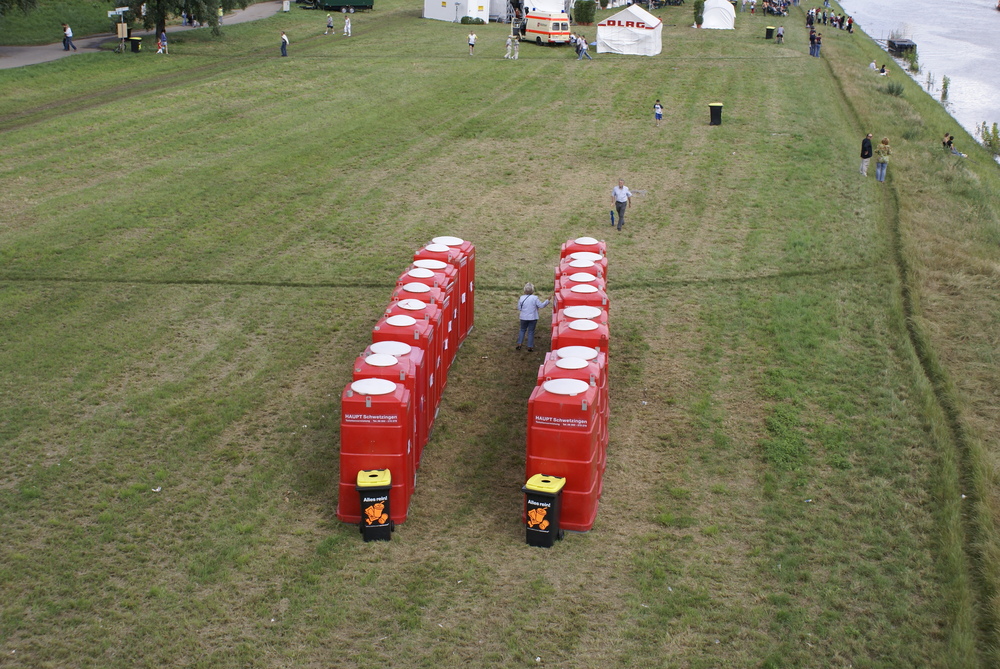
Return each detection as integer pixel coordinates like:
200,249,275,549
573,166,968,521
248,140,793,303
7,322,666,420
125,0,249,37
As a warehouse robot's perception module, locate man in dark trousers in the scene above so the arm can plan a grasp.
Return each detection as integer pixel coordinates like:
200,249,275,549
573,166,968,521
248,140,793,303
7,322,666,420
611,178,632,232
860,133,873,176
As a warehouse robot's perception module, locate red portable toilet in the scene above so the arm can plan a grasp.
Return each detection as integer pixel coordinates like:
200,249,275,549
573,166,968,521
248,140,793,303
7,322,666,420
553,304,608,329
536,355,608,471
352,352,428,465
557,271,608,293
556,257,604,281
432,236,476,342
554,347,609,468
552,319,610,355
560,237,607,259
397,269,458,366
365,340,431,437
372,314,441,420
568,251,608,277
526,378,602,532
412,259,460,351
414,243,467,342
556,283,610,312
337,378,414,525
385,296,451,379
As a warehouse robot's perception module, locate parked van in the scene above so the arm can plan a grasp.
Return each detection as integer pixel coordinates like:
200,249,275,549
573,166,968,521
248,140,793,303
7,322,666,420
524,11,571,45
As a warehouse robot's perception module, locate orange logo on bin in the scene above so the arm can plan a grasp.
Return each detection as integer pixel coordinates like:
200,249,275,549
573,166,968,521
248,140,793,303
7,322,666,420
527,507,550,530
364,502,389,525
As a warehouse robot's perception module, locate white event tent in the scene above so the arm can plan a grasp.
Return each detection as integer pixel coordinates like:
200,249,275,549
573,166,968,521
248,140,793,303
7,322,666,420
424,0,489,23
596,4,662,56
702,0,736,30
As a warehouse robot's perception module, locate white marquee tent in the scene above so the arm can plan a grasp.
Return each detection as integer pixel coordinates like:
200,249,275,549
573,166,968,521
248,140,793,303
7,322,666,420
596,4,662,56
424,0,489,23
702,0,735,30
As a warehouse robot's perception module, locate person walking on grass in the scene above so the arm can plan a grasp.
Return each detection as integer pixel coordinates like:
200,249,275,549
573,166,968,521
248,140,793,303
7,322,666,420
281,31,289,57
505,34,513,59
515,283,550,352
577,34,592,60
468,31,477,55
62,23,77,51
875,137,891,182
653,99,663,127
611,178,632,231
159,30,168,55
325,14,334,34
511,35,519,60
344,16,351,36
860,132,873,177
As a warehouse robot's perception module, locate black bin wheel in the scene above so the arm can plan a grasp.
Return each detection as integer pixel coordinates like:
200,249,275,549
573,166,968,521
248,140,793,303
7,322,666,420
536,36,541,45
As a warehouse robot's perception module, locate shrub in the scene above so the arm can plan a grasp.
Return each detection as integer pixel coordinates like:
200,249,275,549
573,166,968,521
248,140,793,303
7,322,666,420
693,0,705,25
904,48,919,73
574,0,596,24
941,75,950,101
884,80,904,97
459,16,485,24
977,122,1000,157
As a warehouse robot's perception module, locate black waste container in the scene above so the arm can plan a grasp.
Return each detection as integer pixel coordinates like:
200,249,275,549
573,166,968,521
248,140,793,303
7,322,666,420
523,474,565,548
709,102,723,126
765,26,775,39
129,36,142,53
357,469,393,542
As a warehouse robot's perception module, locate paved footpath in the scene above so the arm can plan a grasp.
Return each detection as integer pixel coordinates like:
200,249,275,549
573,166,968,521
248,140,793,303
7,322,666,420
0,1,283,70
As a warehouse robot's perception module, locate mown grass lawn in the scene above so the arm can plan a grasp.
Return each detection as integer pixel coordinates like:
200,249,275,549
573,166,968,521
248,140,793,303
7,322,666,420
2,1,999,667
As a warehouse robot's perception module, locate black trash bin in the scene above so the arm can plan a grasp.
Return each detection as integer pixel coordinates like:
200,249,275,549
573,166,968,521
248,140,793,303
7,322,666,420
709,102,723,126
357,469,393,542
523,474,565,548
765,26,775,39
129,36,142,53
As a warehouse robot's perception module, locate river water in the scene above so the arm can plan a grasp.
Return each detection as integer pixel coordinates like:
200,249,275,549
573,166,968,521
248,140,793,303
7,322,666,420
836,0,1000,140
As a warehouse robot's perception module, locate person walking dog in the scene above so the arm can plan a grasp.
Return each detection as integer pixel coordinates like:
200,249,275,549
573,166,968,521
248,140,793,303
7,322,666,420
515,283,550,352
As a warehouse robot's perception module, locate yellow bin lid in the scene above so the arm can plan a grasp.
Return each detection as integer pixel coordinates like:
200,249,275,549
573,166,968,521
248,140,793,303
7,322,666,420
525,474,566,494
357,469,391,488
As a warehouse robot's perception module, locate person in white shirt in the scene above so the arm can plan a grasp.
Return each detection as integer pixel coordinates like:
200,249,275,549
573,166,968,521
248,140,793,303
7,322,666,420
611,178,632,231
281,31,289,57
344,17,351,36
505,34,513,59
515,283,550,352
468,31,477,55
62,24,77,51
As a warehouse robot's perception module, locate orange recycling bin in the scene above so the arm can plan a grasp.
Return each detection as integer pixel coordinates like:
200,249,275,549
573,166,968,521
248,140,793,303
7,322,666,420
357,469,394,542
556,283,610,312
353,352,429,465
557,271,607,293
552,319,610,355
414,243,469,344
526,378,602,532
337,378,414,525
560,237,607,259
372,314,441,420
432,236,476,342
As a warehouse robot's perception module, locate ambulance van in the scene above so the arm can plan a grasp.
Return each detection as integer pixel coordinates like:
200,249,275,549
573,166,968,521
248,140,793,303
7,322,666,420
523,10,571,45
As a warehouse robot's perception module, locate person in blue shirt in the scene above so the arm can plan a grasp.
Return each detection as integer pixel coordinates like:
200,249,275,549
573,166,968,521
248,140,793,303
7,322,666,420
516,283,551,352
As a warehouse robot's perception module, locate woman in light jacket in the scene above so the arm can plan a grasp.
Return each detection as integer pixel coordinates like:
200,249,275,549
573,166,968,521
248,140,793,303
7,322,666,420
516,283,550,352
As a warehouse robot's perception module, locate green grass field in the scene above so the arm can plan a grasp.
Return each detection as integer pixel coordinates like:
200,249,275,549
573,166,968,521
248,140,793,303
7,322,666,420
2,2,1000,667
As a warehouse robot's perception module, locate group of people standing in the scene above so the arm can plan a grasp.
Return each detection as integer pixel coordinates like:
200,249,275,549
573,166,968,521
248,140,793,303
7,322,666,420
859,133,892,183
807,7,853,32
325,13,352,37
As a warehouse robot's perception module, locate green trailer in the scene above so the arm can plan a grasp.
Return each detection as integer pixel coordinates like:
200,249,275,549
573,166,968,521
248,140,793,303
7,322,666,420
300,0,374,11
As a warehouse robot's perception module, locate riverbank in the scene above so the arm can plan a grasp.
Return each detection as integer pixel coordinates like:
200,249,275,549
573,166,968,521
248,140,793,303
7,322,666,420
0,3,998,666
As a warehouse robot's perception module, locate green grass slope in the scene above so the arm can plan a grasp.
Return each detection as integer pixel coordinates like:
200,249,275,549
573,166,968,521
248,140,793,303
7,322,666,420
0,0,117,46
1,2,999,667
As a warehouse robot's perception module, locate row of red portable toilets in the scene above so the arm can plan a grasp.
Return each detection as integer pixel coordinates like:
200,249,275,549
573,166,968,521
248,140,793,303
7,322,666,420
524,236,610,545
336,236,475,539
